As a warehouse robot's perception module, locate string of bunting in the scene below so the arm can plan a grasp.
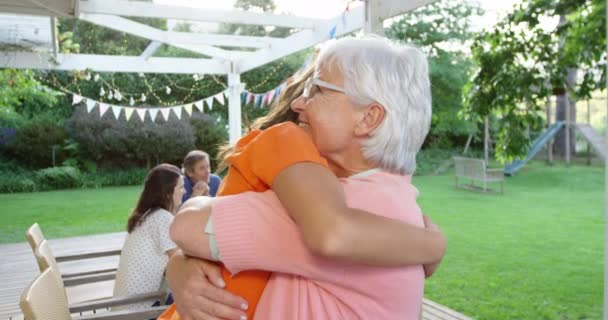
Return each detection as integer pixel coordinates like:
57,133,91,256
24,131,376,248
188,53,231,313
238,0,355,109
66,1,357,120
71,90,227,122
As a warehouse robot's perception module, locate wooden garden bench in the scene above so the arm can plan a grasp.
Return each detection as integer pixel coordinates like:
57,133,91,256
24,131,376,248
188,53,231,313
453,156,504,193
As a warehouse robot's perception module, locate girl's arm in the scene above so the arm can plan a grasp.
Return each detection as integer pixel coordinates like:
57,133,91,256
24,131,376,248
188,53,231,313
272,162,446,266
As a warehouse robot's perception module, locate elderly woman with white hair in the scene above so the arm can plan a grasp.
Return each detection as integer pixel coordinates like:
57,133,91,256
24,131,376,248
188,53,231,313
167,36,440,320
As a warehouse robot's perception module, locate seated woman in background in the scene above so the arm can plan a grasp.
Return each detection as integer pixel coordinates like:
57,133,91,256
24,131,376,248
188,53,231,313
112,164,183,309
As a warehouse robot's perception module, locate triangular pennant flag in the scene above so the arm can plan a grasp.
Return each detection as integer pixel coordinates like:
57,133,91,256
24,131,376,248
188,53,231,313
85,100,96,113
149,108,159,121
267,89,276,105
194,101,204,112
205,97,214,111
254,94,262,108
136,108,147,122
247,92,254,105
172,106,183,119
160,108,171,121
241,92,247,103
111,106,122,120
184,104,193,116
329,25,337,39
98,103,109,117
124,107,135,121
214,92,225,106
72,94,84,105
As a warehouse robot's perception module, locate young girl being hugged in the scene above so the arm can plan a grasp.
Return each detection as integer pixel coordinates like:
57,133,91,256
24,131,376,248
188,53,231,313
112,164,184,309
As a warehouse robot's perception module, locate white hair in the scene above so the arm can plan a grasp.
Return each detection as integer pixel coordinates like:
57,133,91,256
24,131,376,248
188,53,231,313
316,36,432,175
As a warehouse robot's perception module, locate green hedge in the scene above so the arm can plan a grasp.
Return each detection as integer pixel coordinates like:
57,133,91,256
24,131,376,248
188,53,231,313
0,164,148,193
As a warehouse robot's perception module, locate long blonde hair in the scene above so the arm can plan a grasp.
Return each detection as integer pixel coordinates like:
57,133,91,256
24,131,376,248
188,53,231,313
216,65,314,173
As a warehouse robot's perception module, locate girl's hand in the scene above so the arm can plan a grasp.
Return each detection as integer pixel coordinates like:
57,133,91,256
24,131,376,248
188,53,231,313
422,215,444,278
166,250,249,320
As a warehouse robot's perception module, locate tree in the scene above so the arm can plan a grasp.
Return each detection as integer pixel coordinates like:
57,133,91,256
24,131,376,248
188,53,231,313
464,0,606,162
385,0,483,149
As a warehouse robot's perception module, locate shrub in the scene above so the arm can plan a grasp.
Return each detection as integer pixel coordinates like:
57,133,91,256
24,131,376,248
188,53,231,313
35,166,81,190
81,168,148,189
0,174,36,193
190,113,228,169
7,116,66,168
66,106,195,168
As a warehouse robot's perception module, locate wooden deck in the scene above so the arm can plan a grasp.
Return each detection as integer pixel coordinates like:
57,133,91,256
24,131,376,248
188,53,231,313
0,232,471,320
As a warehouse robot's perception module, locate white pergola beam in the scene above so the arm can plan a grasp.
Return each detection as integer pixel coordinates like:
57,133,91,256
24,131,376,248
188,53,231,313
164,33,279,49
0,52,229,74
238,6,366,73
78,0,324,29
24,0,74,16
140,41,162,59
376,0,438,20
79,13,250,60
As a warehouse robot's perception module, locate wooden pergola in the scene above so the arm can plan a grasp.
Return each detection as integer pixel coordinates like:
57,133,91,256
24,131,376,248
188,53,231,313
0,1,606,319
0,0,432,144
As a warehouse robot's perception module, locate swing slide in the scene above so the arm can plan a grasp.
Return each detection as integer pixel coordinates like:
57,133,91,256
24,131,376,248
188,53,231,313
503,121,565,176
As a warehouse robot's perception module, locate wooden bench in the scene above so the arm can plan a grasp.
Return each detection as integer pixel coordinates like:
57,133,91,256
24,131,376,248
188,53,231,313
422,299,472,320
453,156,504,193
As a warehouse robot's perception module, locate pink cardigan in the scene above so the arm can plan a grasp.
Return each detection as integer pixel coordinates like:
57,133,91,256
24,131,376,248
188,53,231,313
212,171,425,319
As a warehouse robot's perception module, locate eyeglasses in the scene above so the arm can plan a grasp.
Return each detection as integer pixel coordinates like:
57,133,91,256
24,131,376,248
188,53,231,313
302,76,346,100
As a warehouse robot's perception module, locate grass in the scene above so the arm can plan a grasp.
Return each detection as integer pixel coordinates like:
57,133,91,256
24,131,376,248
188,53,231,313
0,161,604,319
0,186,141,243
419,161,604,319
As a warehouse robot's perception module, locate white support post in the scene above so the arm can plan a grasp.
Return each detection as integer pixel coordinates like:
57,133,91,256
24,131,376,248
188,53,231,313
546,97,553,164
228,69,244,145
484,116,489,164
50,16,59,57
604,1,607,318
364,0,384,36
565,94,571,165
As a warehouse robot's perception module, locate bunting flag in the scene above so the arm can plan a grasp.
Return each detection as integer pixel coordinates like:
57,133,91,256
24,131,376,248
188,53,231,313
149,108,159,121
124,107,135,121
254,94,263,108
329,25,337,39
72,94,84,105
160,108,171,121
136,108,147,122
267,89,276,105
172,106,183,119
85,100,96,113
111,106,122,120
215,92,225,106
194,101,204,112
183,104,193,116
99,103,109,117
205,97,214,111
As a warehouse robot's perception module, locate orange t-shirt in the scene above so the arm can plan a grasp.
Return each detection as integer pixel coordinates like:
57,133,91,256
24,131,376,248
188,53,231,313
159,122,327,320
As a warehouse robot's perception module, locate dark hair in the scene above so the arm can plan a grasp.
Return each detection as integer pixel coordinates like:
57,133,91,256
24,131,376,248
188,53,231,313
216,65,314,173
182,150,209,175
127,164,182,233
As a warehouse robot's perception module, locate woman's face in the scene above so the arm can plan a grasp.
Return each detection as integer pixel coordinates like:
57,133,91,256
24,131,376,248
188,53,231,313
290,64,364,168
188,159,210,183
171,177,185,213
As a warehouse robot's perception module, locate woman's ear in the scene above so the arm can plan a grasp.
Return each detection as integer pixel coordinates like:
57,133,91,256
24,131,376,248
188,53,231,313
355,103,385,136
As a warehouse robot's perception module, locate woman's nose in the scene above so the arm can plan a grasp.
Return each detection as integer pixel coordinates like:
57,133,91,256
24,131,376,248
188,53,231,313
290,95,306,112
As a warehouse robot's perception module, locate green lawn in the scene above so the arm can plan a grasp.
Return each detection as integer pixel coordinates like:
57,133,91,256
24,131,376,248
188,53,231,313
0,161,604,319
0,186,141,243
419,162,604,319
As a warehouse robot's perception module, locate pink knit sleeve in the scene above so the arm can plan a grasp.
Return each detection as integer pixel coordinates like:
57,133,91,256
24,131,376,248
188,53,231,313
211,191,345,282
